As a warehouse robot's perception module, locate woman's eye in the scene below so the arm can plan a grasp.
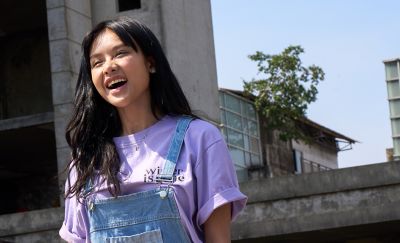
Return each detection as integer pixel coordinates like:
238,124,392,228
92,61,102,68
116,51,126,57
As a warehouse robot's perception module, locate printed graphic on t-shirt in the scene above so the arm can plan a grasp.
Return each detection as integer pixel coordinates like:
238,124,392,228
144,166,185,182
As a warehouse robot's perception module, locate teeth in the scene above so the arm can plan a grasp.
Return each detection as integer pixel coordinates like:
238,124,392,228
107,79,127,88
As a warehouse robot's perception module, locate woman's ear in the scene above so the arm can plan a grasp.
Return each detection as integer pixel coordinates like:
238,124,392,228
147,57,156,73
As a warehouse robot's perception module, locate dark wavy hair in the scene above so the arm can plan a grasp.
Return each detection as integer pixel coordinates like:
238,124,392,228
63,17,198,201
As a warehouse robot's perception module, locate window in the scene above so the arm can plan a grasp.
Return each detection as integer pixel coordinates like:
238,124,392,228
385,61,399,80
385,60,400,159
391,118,400,137
293,150,302,174
219,91,261,182
389,99,400,117
387,80,400,98
118,0,141,12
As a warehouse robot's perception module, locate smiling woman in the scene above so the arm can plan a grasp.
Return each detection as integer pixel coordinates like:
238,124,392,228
59,17,247,243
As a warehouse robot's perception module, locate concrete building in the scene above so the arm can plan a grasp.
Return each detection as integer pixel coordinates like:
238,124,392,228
291,117,356,173
219,88,357,181
383,58,400,161
217,89,400,242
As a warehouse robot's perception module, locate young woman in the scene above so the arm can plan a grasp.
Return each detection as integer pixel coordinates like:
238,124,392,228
59,17,247,243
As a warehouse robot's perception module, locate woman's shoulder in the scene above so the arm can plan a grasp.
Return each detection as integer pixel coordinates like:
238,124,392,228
159,114,224,149
185,117,224,148
188,118,220,134
167,115,221,134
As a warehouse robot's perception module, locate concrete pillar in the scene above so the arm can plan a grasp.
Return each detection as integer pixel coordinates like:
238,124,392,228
46,0,92,204
387,148,394,162
160,0,220,124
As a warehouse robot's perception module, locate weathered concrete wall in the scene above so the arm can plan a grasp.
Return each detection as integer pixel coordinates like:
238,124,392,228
91,0,163,43
293,138,338,169
0,207,64,243
0,30,53,119
255,114,294,179
0,112,53,131
232,161,400,242
386,148,394,162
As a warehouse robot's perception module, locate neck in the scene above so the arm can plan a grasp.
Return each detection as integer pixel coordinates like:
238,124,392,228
116,103,163,136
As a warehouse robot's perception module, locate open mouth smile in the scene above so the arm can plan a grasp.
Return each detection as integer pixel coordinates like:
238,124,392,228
107,78,127,89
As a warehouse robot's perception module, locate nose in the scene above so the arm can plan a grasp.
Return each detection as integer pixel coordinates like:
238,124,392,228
103,59,118,75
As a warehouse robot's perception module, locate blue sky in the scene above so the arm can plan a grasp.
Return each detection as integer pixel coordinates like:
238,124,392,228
210,0,400,168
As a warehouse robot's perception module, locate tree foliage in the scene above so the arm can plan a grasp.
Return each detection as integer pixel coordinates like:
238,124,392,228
243,45,325,145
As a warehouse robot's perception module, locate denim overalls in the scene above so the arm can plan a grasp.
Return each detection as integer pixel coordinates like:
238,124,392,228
83,117,193,243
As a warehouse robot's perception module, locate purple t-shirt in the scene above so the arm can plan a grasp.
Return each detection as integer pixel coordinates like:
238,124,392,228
60,115,247,243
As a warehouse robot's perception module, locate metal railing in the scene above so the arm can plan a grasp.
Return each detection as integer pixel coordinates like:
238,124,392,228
299,158,332,174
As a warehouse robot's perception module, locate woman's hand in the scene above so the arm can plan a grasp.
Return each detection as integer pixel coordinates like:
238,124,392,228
203,202,232,243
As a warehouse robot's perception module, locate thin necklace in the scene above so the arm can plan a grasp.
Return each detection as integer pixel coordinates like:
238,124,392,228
134,121,156,151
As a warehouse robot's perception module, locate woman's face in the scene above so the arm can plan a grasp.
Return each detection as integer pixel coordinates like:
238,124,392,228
89,28,154,109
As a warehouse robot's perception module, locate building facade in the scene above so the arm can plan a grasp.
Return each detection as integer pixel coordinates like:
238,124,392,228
219,88,357,182
383,58,400,160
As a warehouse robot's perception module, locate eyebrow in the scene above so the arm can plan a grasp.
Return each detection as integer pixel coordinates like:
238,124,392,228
90,44,127,60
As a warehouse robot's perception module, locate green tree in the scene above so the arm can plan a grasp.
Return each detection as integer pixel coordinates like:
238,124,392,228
243,45,325,145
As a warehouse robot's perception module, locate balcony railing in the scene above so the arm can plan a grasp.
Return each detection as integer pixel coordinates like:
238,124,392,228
299,158,332,174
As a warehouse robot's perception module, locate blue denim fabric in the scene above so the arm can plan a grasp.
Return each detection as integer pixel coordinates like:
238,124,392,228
156,116,192,182
84,117,193,243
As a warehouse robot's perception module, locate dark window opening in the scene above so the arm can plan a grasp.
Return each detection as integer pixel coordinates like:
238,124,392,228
0,123,59,215
293,150,302,174
118,0,141,12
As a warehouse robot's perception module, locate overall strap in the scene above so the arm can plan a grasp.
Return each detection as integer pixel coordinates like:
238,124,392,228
156,116,193,183
83,176,94,198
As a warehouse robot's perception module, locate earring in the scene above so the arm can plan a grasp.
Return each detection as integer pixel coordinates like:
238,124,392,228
150,68,156,73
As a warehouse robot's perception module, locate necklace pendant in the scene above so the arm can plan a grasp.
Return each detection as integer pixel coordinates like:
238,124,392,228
135,145,138,151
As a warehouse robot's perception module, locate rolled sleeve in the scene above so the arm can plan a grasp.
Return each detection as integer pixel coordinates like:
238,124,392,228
60,172,91,243
194,139,247,228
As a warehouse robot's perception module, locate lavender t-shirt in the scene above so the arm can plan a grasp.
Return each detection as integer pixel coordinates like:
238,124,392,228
59,115,247,243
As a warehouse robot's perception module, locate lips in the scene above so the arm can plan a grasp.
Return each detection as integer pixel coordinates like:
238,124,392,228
105,75,127,90
107,78,127,89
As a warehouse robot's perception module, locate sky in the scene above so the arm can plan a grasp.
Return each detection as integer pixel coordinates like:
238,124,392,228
210,0,400,168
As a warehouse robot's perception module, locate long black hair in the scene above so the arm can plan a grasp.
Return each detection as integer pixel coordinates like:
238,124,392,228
64,17,198,201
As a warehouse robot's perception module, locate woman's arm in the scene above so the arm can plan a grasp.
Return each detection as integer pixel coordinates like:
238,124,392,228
203,202,232,243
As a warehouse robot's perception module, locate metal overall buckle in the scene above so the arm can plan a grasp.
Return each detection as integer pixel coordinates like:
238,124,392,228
155,174,173,199
82,186,96,211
